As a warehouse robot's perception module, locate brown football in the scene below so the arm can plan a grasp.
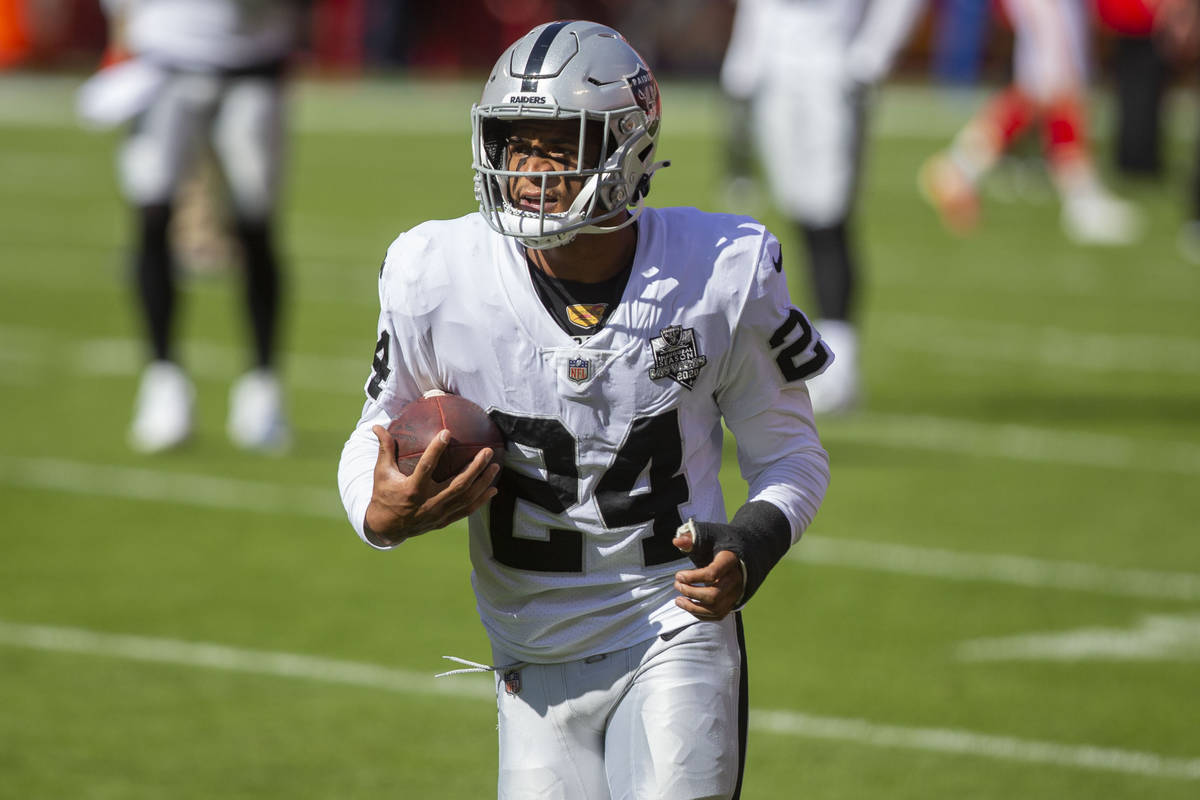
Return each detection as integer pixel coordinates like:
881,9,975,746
387,393,505,481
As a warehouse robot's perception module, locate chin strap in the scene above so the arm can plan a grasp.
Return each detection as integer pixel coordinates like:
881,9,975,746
635,160,671,202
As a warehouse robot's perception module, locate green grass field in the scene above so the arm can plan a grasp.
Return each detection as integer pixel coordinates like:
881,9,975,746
1,73,1199,799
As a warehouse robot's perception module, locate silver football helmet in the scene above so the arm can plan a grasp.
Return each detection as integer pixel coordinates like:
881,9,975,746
471,20,668,250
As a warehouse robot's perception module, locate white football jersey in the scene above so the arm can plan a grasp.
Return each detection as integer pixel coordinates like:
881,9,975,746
114,0,301,70
721,0,925,96
338,207,831,663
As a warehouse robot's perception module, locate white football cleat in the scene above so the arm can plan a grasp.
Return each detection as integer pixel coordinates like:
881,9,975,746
918,152,980,235
1061,188,1143,246
228,369,290,452
806,320,860,416
129,360,194,453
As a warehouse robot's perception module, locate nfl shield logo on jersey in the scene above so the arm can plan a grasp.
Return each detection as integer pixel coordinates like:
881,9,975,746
648,325,707,389
567,357,591,384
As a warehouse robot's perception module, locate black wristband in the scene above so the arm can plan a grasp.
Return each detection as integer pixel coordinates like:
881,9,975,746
680,500,792,605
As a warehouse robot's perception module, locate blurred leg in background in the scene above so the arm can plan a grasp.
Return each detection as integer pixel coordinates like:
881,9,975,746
107,0,303,453
211,70,290,452
171,148,239,276
720,0,924,415
921,0,1143,245
120,73,214,452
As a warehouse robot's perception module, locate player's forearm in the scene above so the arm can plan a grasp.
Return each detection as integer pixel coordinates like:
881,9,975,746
745,447,830,541
729,401,831,542
363,502,412,547
337,406,395,548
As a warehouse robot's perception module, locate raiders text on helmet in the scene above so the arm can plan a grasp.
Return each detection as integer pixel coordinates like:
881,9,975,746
471,20,668,249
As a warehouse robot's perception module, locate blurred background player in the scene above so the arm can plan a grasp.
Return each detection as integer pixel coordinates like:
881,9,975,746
95,0,306,453
919,0,1143,246
720,0,926,415
1096,0,1200,259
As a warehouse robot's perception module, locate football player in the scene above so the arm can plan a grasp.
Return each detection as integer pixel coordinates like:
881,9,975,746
337,21,831,800
720,0,927,415
96,0,307,452
920,0,1143,246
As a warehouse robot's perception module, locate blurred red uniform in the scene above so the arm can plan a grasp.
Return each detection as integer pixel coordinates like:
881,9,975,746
921,0,1143,245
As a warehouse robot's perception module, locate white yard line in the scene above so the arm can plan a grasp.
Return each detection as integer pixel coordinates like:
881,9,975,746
2,454,1198,604
72,336,369,389
2,316,1198,400
2,74,1195,141
832,412,1200,477
0,620,491,699
873,312,1200,376
795,536,1200,603
0,455,344,519
956,614,1200,662
751,709,1200,781
1,619,1197,781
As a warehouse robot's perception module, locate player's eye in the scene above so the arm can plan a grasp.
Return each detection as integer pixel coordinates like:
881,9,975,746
506,138,533,156
507,137,576,165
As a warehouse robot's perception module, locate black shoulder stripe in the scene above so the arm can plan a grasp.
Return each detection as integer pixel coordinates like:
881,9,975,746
521,20,571,92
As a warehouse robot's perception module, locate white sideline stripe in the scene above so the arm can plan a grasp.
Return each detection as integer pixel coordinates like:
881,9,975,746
1,619,1197,782
796,536,1200,603
4,455,1200,604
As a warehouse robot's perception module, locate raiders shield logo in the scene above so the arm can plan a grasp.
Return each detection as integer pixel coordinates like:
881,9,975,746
567,357,591,384
629,66,660,127
648,325,707,389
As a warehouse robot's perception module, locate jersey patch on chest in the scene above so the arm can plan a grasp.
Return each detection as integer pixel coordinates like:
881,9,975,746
566,303,608,330
648,325,708,390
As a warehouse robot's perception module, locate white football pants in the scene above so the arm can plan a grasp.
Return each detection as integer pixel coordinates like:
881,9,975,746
752,66,864,227
119,70,285,221
492,614,744,800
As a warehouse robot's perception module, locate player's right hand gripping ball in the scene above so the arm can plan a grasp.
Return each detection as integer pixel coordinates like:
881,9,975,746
387,393,505,482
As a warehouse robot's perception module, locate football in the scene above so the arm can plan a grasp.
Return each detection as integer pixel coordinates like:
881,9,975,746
387,392,505,481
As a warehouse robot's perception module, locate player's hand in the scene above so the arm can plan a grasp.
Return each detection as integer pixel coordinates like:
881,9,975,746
672,530,745,621
363,424,499,546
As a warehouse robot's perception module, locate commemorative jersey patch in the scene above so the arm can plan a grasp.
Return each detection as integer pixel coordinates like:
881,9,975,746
648,325,707,390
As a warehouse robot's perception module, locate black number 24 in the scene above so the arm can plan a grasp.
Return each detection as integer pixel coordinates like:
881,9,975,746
487,409,690,573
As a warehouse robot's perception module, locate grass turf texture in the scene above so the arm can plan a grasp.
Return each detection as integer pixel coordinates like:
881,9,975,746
1,75,1198,799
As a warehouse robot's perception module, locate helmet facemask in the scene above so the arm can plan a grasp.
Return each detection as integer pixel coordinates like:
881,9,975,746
472,106,658,250
471,21,667,250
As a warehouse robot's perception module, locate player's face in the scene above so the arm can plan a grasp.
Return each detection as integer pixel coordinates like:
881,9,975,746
505,119,602,215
